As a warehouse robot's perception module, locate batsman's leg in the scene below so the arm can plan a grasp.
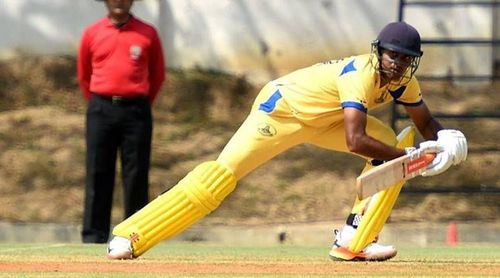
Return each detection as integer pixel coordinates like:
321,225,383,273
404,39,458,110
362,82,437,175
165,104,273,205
108,161,236,259
108,83,310,259
329,126,415,261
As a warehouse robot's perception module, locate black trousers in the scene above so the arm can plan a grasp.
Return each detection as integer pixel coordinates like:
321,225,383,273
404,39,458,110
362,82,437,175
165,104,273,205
82,95,152,243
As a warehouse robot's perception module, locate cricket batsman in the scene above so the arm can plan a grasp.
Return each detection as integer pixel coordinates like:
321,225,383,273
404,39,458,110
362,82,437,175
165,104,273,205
107,21,467,261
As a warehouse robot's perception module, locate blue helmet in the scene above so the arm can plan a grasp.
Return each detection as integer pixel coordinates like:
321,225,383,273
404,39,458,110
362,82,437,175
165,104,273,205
373,21,423,57
371,22,423,85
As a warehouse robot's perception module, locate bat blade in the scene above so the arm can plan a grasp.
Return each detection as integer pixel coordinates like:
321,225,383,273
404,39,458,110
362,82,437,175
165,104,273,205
356,153,436,199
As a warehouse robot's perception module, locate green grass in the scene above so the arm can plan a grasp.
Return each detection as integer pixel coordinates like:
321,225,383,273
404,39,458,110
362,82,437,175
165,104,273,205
0,242,498,277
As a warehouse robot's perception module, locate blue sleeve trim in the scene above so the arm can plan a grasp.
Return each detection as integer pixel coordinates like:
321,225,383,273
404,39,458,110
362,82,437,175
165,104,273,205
340,59,357,76
395,99,423,106
341,101,368,113
258,90,282,113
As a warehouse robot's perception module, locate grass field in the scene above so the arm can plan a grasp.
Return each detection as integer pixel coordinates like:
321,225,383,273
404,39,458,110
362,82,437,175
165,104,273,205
0,242,498,277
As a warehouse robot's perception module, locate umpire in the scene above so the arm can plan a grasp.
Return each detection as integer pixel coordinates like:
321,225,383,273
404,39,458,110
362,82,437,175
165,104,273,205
77,0,166,243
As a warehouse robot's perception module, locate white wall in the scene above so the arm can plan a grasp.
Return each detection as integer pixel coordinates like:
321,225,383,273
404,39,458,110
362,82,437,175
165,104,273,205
0,0,160,53
0,0,496,83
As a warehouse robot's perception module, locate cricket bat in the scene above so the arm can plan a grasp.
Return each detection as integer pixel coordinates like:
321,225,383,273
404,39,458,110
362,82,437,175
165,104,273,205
356,152,436,199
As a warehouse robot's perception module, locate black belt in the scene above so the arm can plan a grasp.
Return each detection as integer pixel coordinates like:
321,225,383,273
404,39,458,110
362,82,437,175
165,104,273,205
92,93,147,105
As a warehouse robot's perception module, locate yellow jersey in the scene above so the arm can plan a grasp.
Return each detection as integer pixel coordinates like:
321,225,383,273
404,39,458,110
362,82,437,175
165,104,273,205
268,54,422,127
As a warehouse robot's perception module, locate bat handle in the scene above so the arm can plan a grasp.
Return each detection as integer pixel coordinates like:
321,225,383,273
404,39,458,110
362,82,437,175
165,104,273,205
423,153,436,163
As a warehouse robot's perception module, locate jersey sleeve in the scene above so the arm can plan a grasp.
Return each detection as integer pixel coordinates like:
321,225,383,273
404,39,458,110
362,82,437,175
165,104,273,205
77,29,92,101
337,59,370,113
147,29,166,104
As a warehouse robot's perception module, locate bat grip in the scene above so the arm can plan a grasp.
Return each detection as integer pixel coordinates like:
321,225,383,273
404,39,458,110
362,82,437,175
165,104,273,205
423,153,436,163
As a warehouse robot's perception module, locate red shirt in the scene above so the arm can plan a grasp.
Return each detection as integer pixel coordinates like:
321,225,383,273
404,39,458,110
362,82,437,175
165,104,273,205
77,15,166,103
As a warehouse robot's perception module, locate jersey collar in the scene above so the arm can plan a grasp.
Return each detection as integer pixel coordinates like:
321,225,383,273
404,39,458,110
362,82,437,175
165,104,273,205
104,14,135,29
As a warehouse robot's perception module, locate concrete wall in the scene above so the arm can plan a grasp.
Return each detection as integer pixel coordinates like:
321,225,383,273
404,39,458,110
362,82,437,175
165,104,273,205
0,0,497,83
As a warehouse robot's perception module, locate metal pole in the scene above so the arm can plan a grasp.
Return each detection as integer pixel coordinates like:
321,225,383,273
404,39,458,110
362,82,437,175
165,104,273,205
391,0,406,130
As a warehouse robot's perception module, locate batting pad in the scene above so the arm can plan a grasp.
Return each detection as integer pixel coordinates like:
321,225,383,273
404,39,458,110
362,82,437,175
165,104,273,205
112,161,236,257
348,126,415,253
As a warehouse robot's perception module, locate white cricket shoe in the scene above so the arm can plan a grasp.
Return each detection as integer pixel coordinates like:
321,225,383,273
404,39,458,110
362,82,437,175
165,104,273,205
107,236,133,260
329,228,397,261
361,242,397,261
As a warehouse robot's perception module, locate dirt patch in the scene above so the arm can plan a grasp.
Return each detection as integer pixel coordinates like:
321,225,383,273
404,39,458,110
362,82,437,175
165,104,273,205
0,261,498,276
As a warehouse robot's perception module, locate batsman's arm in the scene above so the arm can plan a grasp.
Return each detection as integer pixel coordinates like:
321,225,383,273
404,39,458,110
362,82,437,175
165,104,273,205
405,101,467,174
343,107,406,161
404,101,443,140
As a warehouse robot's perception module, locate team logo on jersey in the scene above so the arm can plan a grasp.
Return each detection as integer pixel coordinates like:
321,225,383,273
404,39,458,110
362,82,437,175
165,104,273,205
130,45,142,60
257,122,277,137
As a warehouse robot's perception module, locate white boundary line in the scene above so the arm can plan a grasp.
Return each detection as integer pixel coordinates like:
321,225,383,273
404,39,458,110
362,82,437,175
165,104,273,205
0,243,67,253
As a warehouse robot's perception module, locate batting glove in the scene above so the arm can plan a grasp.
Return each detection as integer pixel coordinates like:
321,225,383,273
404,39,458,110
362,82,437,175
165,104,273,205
406,140,453,177
436,129,468,165
405,140,442,159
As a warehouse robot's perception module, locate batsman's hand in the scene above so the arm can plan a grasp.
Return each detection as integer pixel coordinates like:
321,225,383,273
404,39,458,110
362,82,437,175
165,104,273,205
436,129,468,165
420,129,468,177
405,140,442,159
406,140,453,177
